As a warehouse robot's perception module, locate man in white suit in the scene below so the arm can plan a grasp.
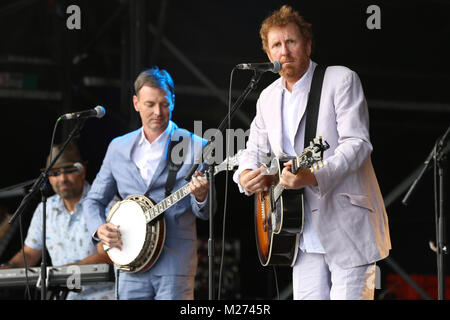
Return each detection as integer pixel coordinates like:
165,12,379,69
234,5,391,300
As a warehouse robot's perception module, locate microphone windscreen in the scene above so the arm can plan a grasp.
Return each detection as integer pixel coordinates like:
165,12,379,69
95,105,106,118
73,162,83,174
272,61,282,73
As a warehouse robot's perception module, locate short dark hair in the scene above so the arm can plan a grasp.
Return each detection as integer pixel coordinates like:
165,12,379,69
134,66,175,98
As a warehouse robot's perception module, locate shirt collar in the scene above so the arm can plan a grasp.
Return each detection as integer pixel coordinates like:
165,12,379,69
137,121,173,147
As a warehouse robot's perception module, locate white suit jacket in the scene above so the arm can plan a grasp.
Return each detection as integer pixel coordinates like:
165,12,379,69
234,61,391,268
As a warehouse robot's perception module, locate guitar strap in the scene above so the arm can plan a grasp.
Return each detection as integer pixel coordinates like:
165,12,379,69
283,65,327,198
303,64,327,148
164,130,188,197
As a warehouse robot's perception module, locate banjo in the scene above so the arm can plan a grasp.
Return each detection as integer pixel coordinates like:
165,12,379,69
103,150,242,273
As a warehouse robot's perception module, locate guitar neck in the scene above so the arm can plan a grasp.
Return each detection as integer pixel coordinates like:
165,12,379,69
273,153,313,201
271,137,327,201
291,151,309,173
145,184,191,223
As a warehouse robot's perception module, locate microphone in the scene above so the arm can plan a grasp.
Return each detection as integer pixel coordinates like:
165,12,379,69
60,105,106,120
235,61,282,73
73,162,84,174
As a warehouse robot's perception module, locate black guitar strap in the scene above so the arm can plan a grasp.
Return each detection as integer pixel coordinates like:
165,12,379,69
284,65,327,196
164,132,187,197
303,64,327,148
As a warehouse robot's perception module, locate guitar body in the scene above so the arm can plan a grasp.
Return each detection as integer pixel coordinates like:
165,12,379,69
254,159,304,266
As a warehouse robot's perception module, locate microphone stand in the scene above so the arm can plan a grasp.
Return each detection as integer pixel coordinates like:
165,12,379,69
9,119,87,300
185,70,264,300
402,125,450,300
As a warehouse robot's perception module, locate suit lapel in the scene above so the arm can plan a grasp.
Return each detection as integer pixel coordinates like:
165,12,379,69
123,129,148,189
292,97,307,147
146,122,178,193
292,62,317,153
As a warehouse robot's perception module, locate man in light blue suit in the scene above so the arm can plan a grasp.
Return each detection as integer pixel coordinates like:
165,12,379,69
84,67,212,299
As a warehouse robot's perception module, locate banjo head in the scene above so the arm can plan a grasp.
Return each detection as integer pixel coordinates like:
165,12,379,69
105,195,165,272
107,199,147,266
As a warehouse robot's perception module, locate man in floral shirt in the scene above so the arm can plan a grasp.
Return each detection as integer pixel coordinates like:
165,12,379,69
4,142,115,300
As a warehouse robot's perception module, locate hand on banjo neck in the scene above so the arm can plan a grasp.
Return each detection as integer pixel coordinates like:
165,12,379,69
187,170,209,202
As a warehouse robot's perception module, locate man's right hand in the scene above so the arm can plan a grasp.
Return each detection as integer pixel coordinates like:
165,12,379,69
239,166,266,194
97,223,122,251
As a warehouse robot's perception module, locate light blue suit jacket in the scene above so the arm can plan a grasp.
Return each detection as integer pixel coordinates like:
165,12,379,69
85,121,212,276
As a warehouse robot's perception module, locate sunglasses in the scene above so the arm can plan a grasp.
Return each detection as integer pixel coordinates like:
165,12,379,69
48,166,81,177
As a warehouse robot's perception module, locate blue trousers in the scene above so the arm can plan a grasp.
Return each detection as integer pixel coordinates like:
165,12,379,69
116,269,195,300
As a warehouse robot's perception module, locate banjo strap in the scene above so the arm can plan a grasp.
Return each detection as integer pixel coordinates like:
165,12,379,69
164,130,188,197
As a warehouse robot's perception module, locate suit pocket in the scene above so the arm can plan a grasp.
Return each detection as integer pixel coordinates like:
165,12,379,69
339,193,374,212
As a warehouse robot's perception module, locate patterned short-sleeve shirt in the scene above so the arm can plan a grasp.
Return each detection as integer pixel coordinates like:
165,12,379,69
25,181,115,300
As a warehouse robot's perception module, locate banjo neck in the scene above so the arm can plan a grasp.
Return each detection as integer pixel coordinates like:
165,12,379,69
144,183,191,224
142,150,243,224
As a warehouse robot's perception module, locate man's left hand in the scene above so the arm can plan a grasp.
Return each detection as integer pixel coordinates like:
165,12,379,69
189,171,209,202
280,160,318,190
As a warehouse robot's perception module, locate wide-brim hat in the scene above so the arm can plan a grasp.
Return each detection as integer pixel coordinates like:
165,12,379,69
42,142,86,171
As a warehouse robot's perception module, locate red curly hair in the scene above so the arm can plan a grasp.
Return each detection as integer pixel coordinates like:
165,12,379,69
259,5,313,52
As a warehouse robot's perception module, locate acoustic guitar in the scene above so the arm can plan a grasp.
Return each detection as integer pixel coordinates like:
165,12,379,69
255,137,329,266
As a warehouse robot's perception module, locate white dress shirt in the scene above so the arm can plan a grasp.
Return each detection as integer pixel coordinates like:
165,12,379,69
131,122,173,187
278,61,325,254
131,121,207,206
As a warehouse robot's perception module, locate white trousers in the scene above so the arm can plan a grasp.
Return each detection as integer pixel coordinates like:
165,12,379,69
292,251,376,300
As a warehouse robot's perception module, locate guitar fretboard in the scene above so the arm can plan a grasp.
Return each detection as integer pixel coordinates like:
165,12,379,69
273,156,310,201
